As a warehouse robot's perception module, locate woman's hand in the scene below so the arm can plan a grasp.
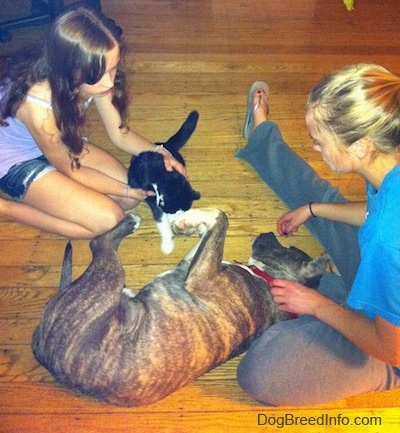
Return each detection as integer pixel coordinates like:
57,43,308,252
277,204,312,236
270,279,327,316
271,279,400,366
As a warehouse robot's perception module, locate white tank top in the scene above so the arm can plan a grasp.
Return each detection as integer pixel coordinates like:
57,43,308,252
0,93,92,178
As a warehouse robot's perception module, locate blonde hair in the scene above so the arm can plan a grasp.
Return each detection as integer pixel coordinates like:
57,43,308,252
307,64,400,154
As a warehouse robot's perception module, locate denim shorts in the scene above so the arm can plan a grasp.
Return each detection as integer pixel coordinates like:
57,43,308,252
0,155,56,201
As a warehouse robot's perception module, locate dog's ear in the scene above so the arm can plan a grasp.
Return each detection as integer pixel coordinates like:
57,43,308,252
297,253,332,288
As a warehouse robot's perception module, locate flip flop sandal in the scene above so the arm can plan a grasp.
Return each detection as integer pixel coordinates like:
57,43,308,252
242,81,270,140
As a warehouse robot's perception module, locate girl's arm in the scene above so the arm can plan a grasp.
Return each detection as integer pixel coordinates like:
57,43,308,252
93,93,187,176
16,96,149,200
317,298,400,367
271,279,400,366
94,92,155,154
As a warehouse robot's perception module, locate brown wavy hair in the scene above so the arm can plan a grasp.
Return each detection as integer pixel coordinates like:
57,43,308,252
0,8,128,168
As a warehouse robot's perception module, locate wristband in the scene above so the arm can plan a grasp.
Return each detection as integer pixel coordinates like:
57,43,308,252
309,202,316,218
153,144,172,156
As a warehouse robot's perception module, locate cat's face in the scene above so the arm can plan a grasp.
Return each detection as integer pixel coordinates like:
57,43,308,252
152,173,200,214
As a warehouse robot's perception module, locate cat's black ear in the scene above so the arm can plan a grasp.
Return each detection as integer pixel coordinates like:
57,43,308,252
191,190,201,200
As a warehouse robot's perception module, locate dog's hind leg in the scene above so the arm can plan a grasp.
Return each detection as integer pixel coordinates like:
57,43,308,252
90,213,141,253
70,214,141,293
58,214,141,292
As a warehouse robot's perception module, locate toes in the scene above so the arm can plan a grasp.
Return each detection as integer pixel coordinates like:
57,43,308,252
254,90,269,111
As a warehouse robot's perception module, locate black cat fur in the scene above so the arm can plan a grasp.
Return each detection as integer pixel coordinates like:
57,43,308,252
128,111,201,254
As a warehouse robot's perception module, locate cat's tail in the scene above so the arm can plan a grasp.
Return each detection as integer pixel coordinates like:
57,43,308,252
161,111,199,153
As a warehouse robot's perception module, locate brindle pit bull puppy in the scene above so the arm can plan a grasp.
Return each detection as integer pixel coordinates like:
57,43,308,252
32,208,331,407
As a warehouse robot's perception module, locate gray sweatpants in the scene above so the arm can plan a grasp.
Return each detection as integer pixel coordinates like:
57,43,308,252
235,120,400,406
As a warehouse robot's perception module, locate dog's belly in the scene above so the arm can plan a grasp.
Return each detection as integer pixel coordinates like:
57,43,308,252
33,265,277,407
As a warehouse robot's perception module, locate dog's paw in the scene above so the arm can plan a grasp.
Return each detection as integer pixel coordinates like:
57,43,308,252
126,213,142,232
172,208,221,235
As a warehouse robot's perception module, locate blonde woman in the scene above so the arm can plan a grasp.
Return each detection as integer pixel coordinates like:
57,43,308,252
236,64,400,405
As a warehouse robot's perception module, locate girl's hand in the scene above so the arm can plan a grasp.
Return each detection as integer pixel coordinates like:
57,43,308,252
128,188,155,202
164,154,187,177
277,204,312,237
156,147,187,178
270,279,326,316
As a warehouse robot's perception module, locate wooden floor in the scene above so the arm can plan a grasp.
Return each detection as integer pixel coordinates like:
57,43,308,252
1,0,400,432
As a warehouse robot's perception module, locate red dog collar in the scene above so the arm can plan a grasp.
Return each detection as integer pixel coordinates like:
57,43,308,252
246,265,298,320
247,265,274,284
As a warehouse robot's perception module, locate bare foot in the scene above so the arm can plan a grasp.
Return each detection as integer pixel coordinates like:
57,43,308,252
243,81,270,140
253,89,269,130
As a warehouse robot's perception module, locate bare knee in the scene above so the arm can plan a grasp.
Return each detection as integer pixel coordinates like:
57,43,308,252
115,196,141,211
85,203,126,237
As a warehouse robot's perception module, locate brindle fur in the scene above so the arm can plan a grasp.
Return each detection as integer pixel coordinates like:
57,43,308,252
32,208,330,407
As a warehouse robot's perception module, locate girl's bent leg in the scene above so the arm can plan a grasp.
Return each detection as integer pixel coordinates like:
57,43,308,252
0,197,101,239
21,170,125,238
235,121,360,292
237,315,400,406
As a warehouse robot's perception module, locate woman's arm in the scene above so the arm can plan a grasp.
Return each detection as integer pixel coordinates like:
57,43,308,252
277,201,367,236
309,201,367,226
318,298,400,366
271,279,400,366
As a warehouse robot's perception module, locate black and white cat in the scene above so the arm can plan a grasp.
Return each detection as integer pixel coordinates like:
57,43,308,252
128,111,201,254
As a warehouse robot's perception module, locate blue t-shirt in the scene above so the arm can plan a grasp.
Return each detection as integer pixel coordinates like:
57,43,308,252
347,165,400,326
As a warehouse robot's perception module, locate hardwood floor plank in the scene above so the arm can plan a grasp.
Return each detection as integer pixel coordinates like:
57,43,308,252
1,408,397,433
0,379,399,415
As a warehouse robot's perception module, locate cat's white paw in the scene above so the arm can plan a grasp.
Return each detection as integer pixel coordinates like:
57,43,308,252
157,214,175,254
161,237,174,255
